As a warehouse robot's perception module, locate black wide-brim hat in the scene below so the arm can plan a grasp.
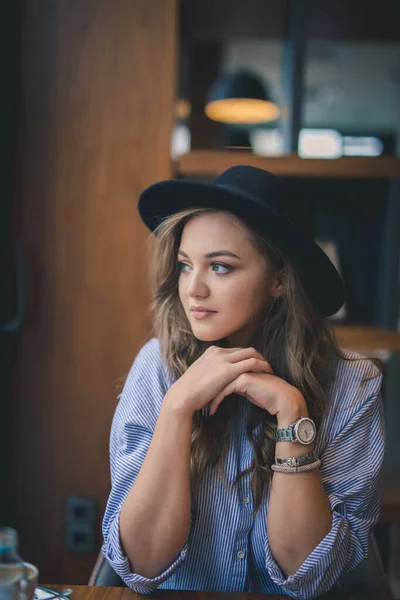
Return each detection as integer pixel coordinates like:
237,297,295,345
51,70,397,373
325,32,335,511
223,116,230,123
138,165,345,317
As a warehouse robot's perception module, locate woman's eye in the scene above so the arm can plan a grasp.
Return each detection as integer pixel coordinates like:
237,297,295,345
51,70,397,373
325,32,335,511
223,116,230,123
177,261,231,274
212,262,231,274
178,261,189,272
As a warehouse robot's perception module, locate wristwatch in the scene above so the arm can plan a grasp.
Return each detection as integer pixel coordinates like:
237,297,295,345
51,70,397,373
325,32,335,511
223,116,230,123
275,416,316,445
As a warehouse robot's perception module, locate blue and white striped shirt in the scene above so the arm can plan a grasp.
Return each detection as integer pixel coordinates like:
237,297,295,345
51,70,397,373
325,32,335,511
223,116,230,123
102,338,385,599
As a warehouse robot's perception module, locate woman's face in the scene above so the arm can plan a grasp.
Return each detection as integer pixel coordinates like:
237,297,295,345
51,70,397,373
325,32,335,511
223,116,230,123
178,211,282,347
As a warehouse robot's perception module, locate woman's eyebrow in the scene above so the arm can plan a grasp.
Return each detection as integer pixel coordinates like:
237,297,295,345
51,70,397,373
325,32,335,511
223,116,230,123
178,249,242,260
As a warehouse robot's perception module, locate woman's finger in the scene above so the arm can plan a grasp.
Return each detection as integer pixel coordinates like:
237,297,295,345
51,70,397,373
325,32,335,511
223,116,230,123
209,381,236,416
232,357,273,377
227,347,269,363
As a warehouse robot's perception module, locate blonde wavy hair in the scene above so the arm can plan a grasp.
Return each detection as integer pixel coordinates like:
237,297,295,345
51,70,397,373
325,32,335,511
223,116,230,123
144,207,366,510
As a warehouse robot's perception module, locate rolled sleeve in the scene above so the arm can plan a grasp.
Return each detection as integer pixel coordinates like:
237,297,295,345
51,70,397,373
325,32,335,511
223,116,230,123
102,339,189,593
265,391,385,599
102,507,188,594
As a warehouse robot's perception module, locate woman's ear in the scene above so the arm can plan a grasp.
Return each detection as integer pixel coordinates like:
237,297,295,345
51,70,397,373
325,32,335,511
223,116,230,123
270,268,285,298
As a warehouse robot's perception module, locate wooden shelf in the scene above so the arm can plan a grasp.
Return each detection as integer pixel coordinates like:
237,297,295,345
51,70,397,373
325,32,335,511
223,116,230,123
176,151,400,179
381,475,400,523
333,325,400,352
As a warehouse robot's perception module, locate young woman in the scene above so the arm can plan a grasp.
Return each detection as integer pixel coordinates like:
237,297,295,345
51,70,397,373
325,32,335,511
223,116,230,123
102,166,384,598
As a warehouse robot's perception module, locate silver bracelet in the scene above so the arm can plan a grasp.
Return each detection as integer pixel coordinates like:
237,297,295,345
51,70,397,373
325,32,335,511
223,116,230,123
275,450,317,468
271,458,321,473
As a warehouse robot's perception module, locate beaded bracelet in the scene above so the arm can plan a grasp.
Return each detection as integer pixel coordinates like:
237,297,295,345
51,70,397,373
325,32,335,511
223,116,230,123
271,458,321,474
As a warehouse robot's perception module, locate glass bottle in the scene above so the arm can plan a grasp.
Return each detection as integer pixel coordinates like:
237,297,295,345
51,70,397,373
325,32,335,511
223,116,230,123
0,528,28,600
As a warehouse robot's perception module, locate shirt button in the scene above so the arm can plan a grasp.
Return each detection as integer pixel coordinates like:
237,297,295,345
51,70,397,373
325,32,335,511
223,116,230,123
237,551,245,560
243,496,250,505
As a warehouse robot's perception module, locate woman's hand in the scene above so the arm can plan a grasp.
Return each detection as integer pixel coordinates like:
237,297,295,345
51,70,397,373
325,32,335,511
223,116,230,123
208,357,306,422
164,346,273,420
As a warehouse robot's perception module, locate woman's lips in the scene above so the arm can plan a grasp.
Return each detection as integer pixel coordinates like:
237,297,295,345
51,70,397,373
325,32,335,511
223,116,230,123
191,310,217,320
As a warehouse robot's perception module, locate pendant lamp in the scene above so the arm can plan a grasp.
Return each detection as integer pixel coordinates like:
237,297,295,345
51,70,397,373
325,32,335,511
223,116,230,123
205,70,280,125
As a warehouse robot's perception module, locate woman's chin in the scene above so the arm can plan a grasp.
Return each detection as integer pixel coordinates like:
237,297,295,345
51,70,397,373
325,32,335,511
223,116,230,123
191,325,231,343
193,332,221,342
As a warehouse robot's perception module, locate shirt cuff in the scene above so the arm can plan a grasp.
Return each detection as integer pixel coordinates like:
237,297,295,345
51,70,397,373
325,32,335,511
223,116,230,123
102,509,188,594
265,495,350,599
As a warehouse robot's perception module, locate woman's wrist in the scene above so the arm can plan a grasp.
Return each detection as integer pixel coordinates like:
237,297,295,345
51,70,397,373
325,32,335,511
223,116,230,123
275,392,314,458
163,389,195,424
276,391,308,428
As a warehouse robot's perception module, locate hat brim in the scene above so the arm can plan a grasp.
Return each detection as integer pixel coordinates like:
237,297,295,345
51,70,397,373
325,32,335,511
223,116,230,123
138,179,345,317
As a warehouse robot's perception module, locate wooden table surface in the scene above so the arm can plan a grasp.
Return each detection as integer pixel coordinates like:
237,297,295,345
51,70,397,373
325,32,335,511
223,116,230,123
45,583,385,600
45,585,291,600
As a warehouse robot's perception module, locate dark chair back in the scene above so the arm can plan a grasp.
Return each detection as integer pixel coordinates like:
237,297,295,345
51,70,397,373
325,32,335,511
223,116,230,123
88,550,126,587
336,533,393,599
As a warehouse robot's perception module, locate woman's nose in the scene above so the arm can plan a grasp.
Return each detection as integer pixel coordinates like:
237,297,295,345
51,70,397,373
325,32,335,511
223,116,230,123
187,270,209,298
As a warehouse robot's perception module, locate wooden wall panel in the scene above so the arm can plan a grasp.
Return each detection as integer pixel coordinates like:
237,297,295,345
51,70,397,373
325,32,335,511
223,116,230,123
13,0,177,584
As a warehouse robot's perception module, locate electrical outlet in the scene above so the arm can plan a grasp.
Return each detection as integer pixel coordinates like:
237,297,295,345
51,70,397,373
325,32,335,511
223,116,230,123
67,497,95,525
66,522,94,553
66,497,96,553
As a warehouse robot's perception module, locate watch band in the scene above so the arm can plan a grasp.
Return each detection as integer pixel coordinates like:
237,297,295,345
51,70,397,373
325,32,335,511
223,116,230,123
275,425,296,442
275,450,317,468
275,417,305,442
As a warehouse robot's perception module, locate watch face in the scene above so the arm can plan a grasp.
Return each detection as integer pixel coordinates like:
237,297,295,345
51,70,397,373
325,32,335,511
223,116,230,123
296,418,316,444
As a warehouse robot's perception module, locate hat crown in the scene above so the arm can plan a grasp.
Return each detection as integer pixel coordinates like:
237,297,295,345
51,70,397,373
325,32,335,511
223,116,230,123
214,165,297,225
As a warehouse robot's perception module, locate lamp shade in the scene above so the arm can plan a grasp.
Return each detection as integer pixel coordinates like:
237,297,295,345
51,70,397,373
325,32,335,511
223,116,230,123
205,70,280,125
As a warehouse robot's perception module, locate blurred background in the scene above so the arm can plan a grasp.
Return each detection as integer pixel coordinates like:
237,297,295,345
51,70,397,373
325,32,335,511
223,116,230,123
1,0,399,591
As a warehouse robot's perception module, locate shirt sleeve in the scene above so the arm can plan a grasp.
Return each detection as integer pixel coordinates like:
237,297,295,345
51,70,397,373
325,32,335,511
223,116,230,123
101,339,189,594
265,383,385,599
